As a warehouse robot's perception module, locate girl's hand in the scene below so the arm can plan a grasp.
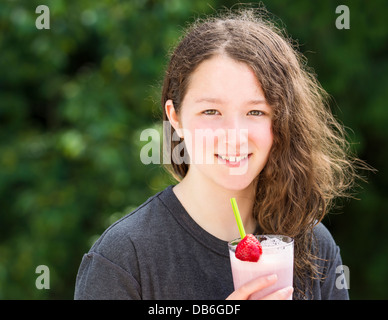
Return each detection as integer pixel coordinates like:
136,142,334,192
226,274,293,300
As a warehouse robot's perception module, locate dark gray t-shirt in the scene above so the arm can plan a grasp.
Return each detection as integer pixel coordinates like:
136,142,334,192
74,185,349,300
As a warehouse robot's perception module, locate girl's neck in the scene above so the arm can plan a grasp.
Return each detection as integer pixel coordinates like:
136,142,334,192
173,170,257,242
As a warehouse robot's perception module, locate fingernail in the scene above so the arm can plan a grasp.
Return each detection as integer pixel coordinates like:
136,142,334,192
267,274,277,281
282,286,294,296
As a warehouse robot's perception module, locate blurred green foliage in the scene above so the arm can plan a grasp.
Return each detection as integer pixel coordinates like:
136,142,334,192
0,0,387,299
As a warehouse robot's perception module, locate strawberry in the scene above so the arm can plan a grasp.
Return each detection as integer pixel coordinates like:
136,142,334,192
235,234,262,262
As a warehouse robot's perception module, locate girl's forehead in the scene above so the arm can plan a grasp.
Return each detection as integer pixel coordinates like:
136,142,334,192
184,55,265,102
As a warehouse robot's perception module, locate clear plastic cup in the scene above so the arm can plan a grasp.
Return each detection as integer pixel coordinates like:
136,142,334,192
228,235,294,300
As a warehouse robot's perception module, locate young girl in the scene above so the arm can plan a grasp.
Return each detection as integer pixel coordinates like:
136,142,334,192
75,8,364,300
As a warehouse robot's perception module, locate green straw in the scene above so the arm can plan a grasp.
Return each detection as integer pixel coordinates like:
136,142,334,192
230,198,246,239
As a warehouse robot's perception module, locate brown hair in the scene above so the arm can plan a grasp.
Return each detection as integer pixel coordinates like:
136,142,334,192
161,7,367,298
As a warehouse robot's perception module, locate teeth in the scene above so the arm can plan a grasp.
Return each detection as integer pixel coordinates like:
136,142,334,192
218,154,248,162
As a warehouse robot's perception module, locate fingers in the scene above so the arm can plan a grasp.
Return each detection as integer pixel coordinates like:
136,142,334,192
226,274,294,300
226,274,278,300
260,286,294,300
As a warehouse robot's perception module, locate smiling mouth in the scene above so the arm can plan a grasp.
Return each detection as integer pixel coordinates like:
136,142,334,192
215,153,252,164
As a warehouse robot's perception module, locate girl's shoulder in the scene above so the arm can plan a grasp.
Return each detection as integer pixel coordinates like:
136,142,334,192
90,185,176,254
313,222,336,244
312,222,341,261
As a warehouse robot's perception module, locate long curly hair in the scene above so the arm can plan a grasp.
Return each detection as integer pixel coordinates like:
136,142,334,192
161,7,368,298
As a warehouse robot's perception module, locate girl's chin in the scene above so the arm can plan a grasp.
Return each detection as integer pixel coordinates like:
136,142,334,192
212,176,257,192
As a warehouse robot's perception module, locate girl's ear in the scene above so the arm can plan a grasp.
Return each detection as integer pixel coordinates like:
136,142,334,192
165,100,183,138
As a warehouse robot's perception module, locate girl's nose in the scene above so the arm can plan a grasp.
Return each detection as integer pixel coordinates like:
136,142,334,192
218,117,249,154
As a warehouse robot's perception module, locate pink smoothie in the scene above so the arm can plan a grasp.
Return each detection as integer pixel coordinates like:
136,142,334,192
228,235,294,300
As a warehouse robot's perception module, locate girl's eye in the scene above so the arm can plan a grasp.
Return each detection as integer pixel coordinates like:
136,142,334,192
202,109,220,115
248,110,264,116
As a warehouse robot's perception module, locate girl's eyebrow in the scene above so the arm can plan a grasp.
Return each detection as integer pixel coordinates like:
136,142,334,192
194,97,223,104
246,99,267,106
194,97,267,106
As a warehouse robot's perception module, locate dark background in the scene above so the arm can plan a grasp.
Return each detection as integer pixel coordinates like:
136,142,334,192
0,0,387,299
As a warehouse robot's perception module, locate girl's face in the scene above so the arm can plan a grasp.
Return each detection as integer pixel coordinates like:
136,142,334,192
166,55,273,191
